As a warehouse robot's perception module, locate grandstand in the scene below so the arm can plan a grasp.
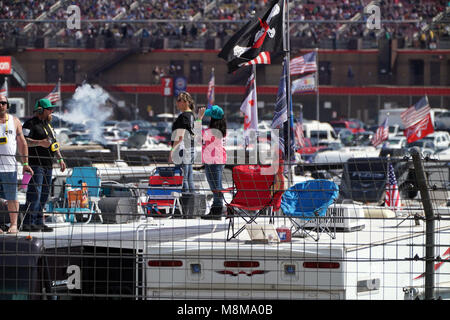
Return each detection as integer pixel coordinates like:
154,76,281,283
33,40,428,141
1,0,449,49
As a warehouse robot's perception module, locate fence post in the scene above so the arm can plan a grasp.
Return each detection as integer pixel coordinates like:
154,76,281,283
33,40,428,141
410,147,434,300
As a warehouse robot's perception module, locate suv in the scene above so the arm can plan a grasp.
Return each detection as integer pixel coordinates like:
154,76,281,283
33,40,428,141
435,111,450,132
421,131,450,151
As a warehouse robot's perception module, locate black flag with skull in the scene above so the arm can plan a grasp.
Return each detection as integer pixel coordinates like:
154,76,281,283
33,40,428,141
218,0,285,73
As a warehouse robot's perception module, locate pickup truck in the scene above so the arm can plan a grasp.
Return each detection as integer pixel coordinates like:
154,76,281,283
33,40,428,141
296,138,326,161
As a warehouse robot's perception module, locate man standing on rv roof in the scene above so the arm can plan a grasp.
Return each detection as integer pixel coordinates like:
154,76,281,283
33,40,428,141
0,94,33,234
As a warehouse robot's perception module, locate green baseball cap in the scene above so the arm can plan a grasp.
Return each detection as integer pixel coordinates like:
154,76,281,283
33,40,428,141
34,98,55,111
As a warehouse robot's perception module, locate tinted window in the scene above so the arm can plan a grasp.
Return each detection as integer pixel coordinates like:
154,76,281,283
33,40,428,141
348,161,386,180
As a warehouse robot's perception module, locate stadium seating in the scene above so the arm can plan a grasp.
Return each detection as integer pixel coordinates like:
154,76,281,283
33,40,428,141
0,0,448,49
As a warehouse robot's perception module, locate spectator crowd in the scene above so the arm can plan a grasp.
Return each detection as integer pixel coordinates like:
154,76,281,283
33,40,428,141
0,0,449,49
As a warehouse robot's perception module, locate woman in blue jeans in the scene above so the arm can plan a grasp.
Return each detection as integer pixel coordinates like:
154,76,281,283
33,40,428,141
197,105,227,220
169,91,196,192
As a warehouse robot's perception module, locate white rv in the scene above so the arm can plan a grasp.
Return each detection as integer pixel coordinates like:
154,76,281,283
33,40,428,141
302,120,339,145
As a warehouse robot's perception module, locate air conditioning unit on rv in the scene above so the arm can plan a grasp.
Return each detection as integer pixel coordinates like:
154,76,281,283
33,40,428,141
328,203,365,232
302,203,365,232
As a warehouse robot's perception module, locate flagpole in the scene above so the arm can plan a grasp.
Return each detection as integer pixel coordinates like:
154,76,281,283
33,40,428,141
253,63,257,151
315,47,319,121
5,77,8,98
58,77,62,128
283,0,293,187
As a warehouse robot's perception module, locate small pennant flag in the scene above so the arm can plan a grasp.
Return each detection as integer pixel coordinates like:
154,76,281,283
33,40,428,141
291,74,316,94
372,117,389,147
295,109,306,149
207,68,215,109
385,162,401,211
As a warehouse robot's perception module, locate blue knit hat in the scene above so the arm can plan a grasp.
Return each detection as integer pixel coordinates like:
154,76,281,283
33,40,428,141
204,105,224,120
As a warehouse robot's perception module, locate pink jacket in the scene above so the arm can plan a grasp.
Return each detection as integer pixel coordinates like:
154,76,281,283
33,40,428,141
202,128,227,164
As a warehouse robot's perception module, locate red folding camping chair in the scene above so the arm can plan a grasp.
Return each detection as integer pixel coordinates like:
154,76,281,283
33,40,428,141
142,166,183,217
221,164,284,241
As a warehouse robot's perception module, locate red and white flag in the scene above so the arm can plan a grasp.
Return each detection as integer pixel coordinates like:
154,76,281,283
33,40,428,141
44,80,61,104
238,51,271,68
206,68,215,109
401,96,434,143
385,162,401,211
295,110,306,148
240,72,258,144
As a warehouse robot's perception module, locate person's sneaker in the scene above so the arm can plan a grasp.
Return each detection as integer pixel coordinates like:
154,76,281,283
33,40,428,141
21,224,41,232
37,224,54,232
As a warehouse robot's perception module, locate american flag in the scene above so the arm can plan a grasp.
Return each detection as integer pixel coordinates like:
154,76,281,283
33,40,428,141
238,51,271,68
206,68,214,109
0,78,7,97
44,81,61,104
290,51,317,76
385,162,401,210
401,96,430,129
272,58,295,162
295,109,306,148
372,117,389,147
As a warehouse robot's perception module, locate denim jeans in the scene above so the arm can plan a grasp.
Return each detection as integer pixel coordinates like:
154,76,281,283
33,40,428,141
178,148,195,193
204,164,224,208
181,163,195,192
24,166,53,225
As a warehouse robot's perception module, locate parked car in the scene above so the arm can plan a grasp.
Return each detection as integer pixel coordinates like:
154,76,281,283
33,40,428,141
339,156,415,204
296,138,326,162
407,140,436,157
385,136,407,149
330,120,365,134
420,131,450,151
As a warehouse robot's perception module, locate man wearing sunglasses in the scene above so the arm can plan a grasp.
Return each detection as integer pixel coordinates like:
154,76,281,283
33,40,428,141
0,94,33,234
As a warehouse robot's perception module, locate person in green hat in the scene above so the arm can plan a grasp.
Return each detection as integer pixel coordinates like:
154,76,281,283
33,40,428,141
21,98,66,232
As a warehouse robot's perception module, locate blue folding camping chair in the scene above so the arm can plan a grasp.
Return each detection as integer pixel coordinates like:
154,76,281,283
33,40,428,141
281,179,339,241
53,167,102,224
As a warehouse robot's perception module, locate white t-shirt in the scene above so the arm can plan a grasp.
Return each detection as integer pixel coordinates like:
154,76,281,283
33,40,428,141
0,114,17,172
